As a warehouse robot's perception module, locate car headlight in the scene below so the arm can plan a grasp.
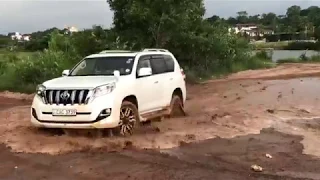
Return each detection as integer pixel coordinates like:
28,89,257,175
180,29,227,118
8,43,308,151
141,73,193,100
36,84,46,96
92,83,116,98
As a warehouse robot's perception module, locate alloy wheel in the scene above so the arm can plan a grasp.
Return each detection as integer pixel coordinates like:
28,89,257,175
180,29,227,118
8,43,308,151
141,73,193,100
119,106,136,135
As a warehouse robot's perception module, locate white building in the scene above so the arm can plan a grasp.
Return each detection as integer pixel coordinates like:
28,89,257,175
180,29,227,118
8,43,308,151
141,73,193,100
229,24,274,37
64,26,79,34
10,32,31,41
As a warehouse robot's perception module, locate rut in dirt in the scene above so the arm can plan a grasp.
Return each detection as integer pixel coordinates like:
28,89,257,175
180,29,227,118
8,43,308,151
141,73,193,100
0,96,30,111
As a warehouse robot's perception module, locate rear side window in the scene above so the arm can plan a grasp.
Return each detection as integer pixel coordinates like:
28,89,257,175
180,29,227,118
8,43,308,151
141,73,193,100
151,55,167,74
164,55,175,72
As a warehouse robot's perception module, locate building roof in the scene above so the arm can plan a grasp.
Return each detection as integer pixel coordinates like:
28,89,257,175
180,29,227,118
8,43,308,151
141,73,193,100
236,23,257,27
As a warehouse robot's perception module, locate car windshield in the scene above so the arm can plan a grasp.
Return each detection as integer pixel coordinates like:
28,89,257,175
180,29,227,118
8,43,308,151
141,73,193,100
69,56,135,76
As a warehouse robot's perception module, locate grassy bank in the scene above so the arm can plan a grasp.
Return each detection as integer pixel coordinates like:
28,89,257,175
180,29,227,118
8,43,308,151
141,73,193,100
252,41,289,50
252,41,320,50
277,54,320,64
0,49,36,59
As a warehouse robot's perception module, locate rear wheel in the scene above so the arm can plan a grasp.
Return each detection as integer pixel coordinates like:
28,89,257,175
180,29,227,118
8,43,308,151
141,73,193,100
168,94,186,117
115,101,140,136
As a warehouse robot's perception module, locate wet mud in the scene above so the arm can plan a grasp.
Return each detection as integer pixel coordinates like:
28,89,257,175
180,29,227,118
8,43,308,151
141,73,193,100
2,64,320,179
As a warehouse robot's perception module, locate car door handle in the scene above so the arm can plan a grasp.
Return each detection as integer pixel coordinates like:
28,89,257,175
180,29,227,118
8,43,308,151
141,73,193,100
170,78,173,80
154,81,159,84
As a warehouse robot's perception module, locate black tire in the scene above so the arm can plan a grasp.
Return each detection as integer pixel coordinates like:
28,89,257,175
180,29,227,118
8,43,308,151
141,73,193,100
114,101,140,136
168,94,186,118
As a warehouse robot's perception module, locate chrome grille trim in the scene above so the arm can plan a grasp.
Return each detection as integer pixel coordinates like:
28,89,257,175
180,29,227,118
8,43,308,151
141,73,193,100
55,90,60,105
78,90,84,104
49,91,53,104
44,89,90,105
71,90,76,105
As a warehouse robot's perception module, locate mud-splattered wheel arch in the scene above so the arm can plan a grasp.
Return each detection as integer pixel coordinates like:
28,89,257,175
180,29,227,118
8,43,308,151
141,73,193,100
168,94,186,117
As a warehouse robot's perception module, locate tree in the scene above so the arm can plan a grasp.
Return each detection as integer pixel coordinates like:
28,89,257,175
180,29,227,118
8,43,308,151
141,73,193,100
286,5,302,32
236,11,248,24
0,35,10,48
107,0,205,49
207,15,220,24
107,0,252,74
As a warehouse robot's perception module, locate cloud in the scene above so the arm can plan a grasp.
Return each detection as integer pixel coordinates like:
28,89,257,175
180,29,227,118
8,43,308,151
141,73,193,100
1,0,320,34
0,0,112,34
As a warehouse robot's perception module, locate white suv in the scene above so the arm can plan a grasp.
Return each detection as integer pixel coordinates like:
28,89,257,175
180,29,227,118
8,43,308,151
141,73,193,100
31,49,186,136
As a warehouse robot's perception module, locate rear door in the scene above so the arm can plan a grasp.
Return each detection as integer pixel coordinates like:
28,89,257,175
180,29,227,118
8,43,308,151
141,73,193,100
162,54,177,105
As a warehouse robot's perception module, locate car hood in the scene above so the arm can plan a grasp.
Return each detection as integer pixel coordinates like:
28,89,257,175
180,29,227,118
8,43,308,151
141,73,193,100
43,76,117,89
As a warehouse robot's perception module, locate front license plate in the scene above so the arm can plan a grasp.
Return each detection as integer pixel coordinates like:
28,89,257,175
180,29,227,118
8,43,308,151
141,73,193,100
52,109,77,116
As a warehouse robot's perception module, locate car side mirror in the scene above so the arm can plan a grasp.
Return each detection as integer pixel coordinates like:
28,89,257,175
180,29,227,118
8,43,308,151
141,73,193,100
138,67,152,77
62,69,70,76
113,70,120,81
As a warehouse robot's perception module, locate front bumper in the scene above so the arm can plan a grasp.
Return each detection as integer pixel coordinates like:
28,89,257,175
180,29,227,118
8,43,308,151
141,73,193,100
31,95,121,129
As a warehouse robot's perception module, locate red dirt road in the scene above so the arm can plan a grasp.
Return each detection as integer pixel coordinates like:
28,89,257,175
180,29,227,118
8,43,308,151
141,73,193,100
1,64,320,179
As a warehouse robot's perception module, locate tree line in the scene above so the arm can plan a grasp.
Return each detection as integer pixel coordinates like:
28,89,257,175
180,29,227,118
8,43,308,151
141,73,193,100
3,4,320,52
207,5,320,39
0,0,275,93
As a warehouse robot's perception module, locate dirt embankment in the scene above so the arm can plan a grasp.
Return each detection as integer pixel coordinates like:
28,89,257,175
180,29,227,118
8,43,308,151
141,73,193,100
1,63,320,179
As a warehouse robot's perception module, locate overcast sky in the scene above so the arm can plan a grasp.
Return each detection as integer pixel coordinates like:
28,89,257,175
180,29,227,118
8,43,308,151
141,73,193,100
1,0,320,34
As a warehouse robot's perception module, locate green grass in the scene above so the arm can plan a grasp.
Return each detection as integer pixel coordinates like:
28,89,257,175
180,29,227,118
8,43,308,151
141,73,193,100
0,51,35,59
252,41,289,50
184,56,276,84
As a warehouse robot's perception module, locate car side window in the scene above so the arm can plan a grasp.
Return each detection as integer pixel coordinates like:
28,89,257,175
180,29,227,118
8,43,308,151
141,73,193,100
136,56,152,77
164,55,175,72
150,55,167,74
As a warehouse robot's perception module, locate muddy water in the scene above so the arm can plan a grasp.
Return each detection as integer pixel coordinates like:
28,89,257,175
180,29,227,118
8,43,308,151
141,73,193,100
2,65,320,179
1,77,320,156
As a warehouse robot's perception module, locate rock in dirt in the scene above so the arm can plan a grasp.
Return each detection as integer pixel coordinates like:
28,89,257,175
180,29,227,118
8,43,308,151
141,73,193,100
266,109,275,114
265,154,273,159
185,134,196,140
251,164,263,172
261,86,267,91
124,141,134,149
179,140,188,147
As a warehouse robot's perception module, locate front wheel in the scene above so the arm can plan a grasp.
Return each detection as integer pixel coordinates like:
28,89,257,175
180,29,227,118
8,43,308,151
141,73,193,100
115,101,140,136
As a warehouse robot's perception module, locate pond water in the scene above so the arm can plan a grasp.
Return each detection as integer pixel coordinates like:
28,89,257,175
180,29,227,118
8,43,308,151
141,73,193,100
254,50,320,62
272,50,320,62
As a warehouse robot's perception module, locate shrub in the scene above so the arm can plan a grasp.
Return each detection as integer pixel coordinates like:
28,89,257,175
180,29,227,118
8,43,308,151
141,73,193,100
284,41,319,50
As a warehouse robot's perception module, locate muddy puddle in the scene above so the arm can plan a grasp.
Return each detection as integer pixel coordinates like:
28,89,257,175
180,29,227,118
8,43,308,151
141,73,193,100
1,75,320,156
2,64,320,179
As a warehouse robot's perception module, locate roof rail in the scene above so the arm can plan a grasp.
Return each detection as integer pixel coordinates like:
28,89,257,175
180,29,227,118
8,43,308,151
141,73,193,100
142,48,169,52
99,50,134,54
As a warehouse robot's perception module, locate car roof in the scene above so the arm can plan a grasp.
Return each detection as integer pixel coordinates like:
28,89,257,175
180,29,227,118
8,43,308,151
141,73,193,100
85,49,173,59
86,53,139,58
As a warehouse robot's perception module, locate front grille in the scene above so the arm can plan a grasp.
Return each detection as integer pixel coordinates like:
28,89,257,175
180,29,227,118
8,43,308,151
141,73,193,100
44,89,90,105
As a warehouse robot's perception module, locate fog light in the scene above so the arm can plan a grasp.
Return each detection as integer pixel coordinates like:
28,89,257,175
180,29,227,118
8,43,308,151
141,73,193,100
104,108,111,115
95,108,112,121
32,108,39,120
